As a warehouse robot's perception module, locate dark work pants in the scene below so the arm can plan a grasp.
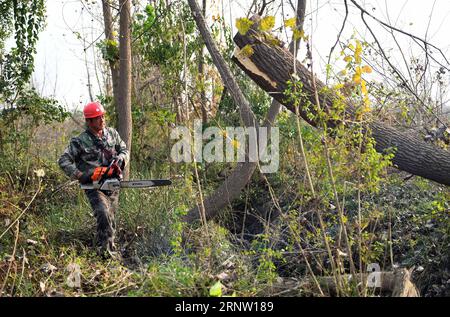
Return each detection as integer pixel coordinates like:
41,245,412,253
85,189,119,254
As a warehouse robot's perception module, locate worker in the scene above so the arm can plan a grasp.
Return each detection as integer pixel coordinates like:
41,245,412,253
58,101,129,259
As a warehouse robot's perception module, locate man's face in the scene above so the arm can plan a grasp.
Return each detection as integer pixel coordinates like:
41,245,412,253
87,114,106,133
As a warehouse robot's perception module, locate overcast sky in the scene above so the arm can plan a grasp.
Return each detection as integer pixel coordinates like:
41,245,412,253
31,0,450,111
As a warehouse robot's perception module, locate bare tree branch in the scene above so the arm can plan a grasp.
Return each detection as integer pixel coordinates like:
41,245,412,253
349,0,450,70
358,8,447,129
326,0,348,77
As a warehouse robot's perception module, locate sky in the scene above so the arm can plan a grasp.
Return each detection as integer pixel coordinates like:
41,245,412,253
33,0,104,112
31,0,450,112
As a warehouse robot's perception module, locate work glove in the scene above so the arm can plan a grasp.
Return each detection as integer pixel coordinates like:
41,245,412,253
116,157,125,169
111,160,123,180
79,171,93,184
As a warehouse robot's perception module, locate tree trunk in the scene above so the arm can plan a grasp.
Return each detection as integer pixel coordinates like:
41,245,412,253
101,0,120,108
118,0,132,179
185,0,258,223
232,19,450,186
198,0,208,124
184,0,309,223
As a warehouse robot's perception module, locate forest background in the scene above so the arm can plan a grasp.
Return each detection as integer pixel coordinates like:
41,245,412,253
0,0,449,297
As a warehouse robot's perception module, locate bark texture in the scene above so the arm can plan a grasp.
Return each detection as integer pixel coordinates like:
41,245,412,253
197,0,208,124
101,0,120,108
232,20,450,186
118,0,132,179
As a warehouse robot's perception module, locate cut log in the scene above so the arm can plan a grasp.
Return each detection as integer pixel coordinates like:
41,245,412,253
316,269,419,297
270,269,419,297
232,19,450,186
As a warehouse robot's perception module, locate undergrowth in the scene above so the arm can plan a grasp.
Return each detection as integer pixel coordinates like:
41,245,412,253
0,106,448,297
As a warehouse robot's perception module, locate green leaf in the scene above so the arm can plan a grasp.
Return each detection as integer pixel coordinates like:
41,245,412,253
209,281,223,297
236,18,254,35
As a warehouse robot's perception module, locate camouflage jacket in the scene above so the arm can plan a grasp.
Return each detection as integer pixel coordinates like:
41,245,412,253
58,127,129,179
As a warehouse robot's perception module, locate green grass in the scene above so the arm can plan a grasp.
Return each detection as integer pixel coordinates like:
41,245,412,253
1,120,448,297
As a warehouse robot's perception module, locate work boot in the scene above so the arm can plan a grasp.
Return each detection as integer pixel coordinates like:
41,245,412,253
97,246,122,261
107,250,122,262
97,239,121,261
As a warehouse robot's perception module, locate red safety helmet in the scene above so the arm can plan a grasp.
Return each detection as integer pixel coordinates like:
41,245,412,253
83,101,105,119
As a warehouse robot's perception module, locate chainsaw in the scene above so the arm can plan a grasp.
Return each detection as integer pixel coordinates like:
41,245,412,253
80,158,172,191
80,178,172,190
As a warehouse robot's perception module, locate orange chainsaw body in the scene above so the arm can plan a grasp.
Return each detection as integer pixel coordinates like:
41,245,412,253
91,166,114,182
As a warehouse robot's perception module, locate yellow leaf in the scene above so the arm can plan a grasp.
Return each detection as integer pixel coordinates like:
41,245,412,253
352,73,361,84
259,16,275,31
240,44,254,58
265,34,282,46
231,139,240,149
284,17,296,28
362,79,371,110
361,80,368,95
355,40,362,53
356,112,362,121
362,65,373,73
293,29,305,41
338,69,347,76
355,40,362,64
236,18,254,35
362,97,371,113
344,55,352,63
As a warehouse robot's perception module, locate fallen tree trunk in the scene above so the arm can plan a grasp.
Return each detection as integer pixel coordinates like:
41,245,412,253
232,20,450,186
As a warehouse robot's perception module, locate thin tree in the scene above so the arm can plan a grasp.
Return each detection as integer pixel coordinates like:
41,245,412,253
197,0,208,124
185,0,259,222
117,0,132,179
185,0,307,222
101,0,120,108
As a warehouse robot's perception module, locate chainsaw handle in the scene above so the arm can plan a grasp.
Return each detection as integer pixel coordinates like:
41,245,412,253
98,159,116,183
90,157,121,184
